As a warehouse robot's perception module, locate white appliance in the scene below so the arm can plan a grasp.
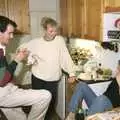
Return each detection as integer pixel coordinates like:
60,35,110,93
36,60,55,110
103,13,120,42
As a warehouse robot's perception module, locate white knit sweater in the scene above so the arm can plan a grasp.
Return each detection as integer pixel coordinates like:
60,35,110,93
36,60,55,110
20,36,76,81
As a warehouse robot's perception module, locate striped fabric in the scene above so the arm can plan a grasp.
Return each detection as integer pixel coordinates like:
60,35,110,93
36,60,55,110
0,49,17,87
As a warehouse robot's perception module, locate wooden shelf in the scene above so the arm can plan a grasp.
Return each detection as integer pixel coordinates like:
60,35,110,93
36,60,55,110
104,7,120,13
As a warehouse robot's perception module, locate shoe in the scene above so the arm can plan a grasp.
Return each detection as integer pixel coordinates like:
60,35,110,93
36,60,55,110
65,112,75,120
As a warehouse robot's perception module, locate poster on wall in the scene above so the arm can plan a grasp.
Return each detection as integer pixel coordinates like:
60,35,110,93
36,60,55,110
103,13,120,42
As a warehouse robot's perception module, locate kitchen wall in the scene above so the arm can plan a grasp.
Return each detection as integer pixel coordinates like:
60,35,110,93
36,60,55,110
7,1,120,119
29,0,60,38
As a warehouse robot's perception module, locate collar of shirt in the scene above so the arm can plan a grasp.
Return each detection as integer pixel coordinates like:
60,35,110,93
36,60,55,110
0,44,6,56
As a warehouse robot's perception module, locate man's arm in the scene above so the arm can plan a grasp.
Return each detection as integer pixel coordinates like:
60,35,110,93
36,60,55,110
7,60,18,75
0,57,18,86
59,37,77,83
0,49,29,86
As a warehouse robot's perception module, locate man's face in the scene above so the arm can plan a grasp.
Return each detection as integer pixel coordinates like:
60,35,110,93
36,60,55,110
45,24,58,41
0,24,15,46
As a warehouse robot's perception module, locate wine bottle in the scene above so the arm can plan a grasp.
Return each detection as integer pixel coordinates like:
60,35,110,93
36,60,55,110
75,108,84,120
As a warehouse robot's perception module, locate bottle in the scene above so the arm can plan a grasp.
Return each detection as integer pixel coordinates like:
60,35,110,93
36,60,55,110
75,108,84,120
96,63,103,78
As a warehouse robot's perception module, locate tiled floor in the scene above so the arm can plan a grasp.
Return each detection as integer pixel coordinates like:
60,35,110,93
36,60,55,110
45,109,62,120
51,112,61,120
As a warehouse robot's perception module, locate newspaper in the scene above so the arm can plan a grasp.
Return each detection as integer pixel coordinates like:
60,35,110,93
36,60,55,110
86,108,120,120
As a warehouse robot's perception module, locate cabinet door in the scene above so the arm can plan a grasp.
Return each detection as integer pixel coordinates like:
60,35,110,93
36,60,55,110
0,0,7,16
84,0,103,40
60,0,103,40
104,0,120,7
60,0,85,38
60,0,68,36
60,0,73,37
71,0,85,38
0,0,30,34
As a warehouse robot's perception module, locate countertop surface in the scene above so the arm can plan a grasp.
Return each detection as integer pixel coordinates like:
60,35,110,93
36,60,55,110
78,77,113,84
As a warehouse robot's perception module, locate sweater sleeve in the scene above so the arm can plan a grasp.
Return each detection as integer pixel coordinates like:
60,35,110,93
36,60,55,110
0,56,18,86
7,60,18,74
59,36,76,77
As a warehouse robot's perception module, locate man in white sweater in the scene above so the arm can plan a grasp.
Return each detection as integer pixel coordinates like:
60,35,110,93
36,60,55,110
19,17,76,120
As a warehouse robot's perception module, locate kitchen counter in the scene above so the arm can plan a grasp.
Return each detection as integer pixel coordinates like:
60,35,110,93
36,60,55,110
78,78,112,84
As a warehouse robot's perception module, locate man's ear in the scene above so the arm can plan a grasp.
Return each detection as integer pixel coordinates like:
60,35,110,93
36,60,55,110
0,32,3,39
0,31,2,35
0,31,3,36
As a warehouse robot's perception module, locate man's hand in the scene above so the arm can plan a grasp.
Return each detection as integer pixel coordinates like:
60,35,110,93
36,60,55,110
68,76,77,83
14,48,29,62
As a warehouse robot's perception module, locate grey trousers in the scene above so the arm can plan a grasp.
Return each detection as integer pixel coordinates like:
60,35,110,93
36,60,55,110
0,83,51,120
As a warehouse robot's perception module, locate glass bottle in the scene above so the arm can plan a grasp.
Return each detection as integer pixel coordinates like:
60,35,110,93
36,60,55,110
96,63,103,79
75,108,84,120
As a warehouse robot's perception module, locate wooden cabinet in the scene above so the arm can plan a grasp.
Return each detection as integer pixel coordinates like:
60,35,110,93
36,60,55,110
104,0,120,8
60,0,85,38
0,0,30,34
0,0,7,16
104,0,120,12
85,0,103,40
60,0,120,41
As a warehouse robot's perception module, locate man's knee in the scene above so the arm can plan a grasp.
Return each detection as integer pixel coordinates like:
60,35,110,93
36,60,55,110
42,90,52,103
97,95,108,103
88,95,112,115
31,89,52,105
95,95,112,108
75,82,88,91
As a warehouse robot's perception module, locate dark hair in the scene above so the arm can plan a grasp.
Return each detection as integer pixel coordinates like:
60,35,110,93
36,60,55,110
41,17,58,30
0,16,17,33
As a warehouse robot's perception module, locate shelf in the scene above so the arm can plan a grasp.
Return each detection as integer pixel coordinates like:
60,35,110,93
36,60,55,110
104,7,120,13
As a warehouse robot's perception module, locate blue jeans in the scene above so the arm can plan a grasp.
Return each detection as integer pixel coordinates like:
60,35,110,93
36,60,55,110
68,82,112,115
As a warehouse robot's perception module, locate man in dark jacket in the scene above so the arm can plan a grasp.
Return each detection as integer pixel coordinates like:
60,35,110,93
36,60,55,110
0,15,51,120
